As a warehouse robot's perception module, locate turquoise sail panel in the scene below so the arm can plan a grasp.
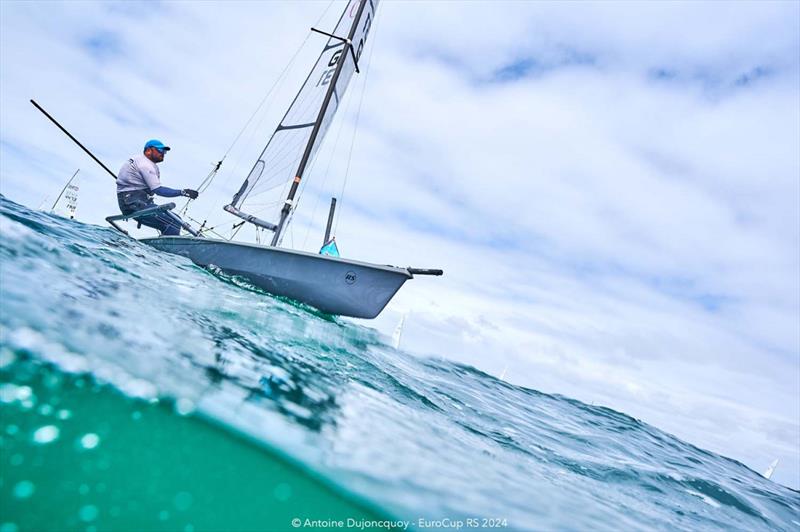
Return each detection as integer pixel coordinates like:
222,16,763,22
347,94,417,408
320,239,340,257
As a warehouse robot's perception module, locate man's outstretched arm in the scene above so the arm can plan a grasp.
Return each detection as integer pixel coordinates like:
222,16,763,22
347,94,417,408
151,186,198,199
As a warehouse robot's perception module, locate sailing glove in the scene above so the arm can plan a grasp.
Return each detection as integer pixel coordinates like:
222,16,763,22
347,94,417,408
182,189,199,199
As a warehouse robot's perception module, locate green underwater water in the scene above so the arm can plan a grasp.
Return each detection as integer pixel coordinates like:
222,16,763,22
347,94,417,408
0,355,387,531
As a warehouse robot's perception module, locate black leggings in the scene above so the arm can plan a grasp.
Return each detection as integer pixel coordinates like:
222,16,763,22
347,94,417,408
117,190,181,236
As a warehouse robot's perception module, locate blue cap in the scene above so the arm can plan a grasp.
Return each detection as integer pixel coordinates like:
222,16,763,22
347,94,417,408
144,139,170,152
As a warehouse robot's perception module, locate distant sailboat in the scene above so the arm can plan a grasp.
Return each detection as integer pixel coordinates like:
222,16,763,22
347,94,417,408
51,169,80,219
762,459,779,480
392,313,408,349
499,364,508,381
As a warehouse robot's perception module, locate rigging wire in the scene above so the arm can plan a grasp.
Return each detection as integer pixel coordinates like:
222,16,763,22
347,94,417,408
299,69,359,250
189,0,338,225
197,0,375,247
276,132,325,247
282,2,383,249
333,5,382,239
200,40,309,219
224,0,339,217
179,160,222,216
180,213,229,239
218,0,336,164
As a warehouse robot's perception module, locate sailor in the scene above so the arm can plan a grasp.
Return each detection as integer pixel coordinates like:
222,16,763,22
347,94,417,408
116,139,199,235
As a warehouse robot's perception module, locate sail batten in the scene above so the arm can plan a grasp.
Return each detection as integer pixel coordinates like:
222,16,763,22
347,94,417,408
276,123,316,132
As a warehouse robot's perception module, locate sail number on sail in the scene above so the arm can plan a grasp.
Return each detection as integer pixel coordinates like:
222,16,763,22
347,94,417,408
318,50,343,87
316,1,374,88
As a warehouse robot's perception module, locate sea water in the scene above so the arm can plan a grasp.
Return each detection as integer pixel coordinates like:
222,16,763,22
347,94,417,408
0,195,798,531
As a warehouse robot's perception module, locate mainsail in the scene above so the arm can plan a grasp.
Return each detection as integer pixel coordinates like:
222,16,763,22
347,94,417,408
227,0,378,245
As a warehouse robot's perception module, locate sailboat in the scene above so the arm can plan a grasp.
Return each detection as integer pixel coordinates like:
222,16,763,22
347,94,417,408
762,459,779,480
129,0,440,318
38,169,80,219
51,169,80,219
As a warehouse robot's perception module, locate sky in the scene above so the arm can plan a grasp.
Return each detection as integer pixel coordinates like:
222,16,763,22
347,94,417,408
1,0,798,489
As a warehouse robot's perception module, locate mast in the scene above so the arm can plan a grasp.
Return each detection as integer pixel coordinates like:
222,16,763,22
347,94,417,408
271,0,372,246
323,197,337,245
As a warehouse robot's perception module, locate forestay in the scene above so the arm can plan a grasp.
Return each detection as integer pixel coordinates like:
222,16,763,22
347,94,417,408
229,0,379,242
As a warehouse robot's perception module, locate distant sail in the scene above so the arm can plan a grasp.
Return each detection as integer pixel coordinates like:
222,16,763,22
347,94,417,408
499,364,508,381
231,0,379,216
392,312,407,349
763,459,779,480
51,169,80,219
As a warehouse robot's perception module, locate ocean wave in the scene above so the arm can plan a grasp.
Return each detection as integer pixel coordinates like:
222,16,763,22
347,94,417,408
1,195,798,531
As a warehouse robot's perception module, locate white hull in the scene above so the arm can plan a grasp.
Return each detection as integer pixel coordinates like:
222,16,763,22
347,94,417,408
141,236,411,319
